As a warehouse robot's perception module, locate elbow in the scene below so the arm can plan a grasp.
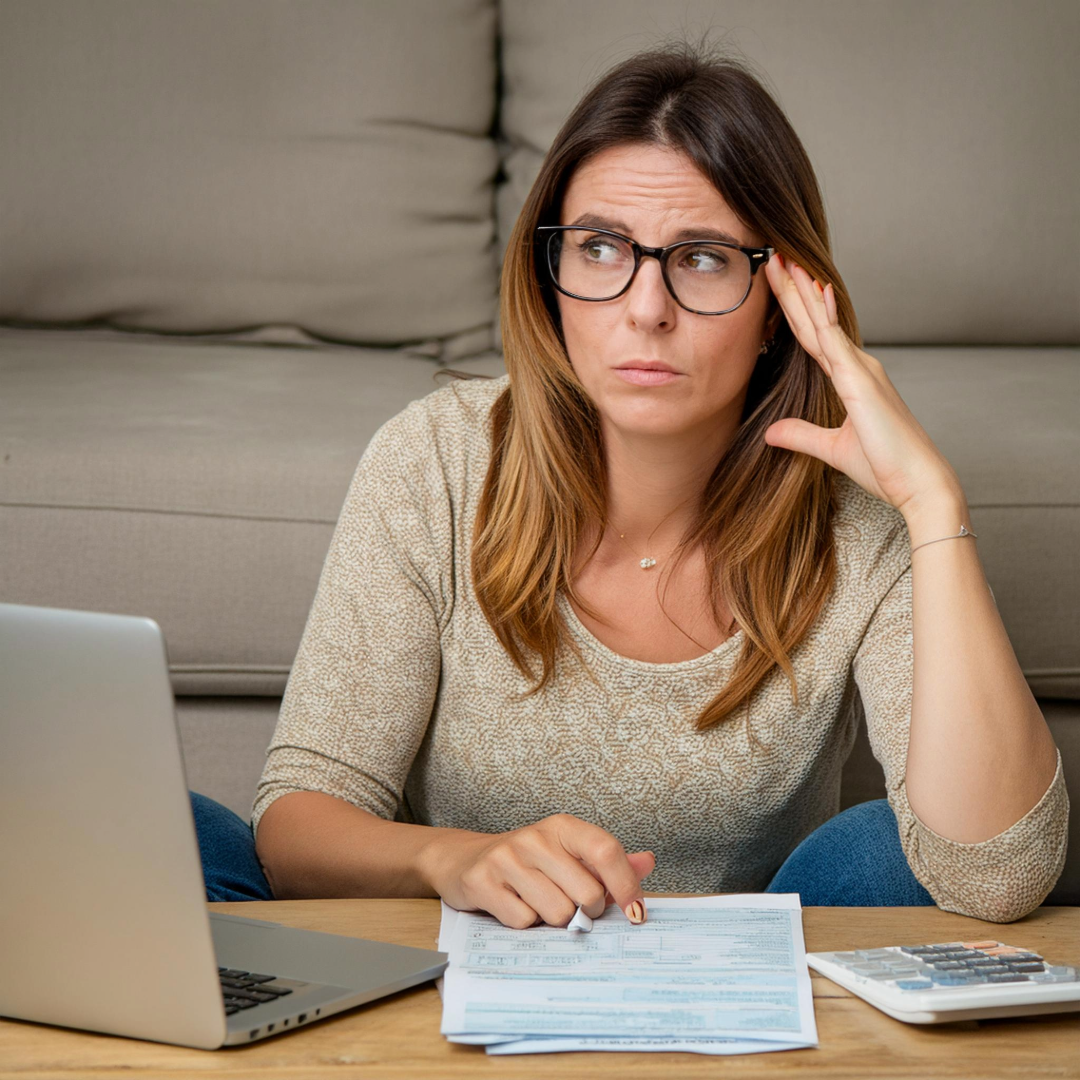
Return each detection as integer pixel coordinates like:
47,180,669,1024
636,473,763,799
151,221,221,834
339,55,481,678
928,845,1068,925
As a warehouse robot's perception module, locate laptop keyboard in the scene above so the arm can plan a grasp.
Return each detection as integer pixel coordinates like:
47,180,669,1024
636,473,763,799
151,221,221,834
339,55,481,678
218,967,296,1015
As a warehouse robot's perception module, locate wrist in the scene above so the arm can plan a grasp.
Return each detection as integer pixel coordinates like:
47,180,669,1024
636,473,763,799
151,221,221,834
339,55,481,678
901,488,973,551
415,826,481,896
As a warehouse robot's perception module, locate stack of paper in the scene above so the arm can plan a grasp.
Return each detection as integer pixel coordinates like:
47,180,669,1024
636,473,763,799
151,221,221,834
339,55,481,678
437,893,818,1056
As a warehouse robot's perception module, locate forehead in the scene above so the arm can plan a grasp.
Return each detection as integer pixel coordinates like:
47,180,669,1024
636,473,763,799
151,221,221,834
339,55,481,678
560,143,759,247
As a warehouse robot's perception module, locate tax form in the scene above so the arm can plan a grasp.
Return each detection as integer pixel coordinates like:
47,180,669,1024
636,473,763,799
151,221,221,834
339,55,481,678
438,893,817,1055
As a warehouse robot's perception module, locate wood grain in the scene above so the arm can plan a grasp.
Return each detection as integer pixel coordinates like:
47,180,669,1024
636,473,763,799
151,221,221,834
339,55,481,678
1,899,1077,1079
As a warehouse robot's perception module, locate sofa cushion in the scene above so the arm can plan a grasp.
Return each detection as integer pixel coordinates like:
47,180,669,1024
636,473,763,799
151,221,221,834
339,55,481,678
0,327,502,693
0,330,1075,698
0,0,499,359
496,0,1079,345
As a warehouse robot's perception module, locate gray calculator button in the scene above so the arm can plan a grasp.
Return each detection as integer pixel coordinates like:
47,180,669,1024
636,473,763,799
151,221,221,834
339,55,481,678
943,951,980,960
830,952,858,963
929,961,965,970
899,946,936,955
965,957,997,967
931,975,970,986
987,973,1030,983
855,949,893,960
895,979,934,990
1007,963,1045,973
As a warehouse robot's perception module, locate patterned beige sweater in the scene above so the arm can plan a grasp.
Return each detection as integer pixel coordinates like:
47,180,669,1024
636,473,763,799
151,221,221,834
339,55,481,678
252,374,1068,921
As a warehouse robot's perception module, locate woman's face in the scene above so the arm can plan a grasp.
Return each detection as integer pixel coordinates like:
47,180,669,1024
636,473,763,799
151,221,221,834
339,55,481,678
554,142,777,441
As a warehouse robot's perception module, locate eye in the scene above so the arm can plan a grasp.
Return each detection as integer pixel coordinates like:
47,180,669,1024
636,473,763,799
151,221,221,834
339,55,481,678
578,238,625,264
678,246,730,272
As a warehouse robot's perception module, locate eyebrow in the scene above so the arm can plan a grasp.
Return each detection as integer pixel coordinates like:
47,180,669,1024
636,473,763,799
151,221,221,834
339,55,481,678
567,212,747,247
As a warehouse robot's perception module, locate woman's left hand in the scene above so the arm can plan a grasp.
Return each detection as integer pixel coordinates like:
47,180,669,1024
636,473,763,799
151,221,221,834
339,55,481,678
761,253,964,519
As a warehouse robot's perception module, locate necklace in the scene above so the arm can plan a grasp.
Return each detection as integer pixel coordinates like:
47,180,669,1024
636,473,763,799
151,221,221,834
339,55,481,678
611,498,692,571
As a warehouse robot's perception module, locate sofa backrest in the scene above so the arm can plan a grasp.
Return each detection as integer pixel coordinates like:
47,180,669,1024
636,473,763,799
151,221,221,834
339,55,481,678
1,1,1076,353
495,0,1079,346
0,0,500,362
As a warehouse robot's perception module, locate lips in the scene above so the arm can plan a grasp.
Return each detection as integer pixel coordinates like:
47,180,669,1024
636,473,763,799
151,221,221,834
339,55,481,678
615,360,680,374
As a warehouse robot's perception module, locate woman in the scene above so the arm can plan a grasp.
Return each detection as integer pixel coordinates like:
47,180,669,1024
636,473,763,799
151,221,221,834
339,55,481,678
195,44,1067,923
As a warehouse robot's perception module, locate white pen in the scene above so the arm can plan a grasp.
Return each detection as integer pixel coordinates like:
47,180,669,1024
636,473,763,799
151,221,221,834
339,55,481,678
567,905,594,933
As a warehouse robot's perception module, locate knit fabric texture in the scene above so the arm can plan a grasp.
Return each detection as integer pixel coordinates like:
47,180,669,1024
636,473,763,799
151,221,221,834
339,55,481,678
252,375,1068,922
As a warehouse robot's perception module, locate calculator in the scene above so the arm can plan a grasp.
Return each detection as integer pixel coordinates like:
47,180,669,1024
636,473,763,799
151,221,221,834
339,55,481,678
807,940,1080,1024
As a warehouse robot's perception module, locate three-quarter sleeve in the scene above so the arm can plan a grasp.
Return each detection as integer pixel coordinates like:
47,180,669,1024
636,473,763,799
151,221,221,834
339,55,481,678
853,562,1070,922
250,399,452,841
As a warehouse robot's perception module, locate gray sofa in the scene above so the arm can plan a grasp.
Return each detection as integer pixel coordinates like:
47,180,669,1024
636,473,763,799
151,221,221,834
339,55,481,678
1,1,1076,903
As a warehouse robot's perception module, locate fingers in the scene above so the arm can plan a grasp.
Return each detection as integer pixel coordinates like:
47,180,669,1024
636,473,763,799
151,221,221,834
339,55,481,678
478,883,541,931
531,847,611,919
552,816,650,924
769,255,896,400
767,254,831,375
449,820,656,930
764,416,841,469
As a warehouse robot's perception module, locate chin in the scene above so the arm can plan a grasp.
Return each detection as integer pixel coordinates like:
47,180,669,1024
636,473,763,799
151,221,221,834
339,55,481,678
600,394,692,437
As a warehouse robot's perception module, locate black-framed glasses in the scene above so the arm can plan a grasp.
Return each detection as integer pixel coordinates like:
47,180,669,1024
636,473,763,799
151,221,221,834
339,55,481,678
536,225,774,315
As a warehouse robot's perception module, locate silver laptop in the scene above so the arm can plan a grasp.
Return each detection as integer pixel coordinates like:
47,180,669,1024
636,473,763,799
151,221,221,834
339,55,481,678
0,602,447,1049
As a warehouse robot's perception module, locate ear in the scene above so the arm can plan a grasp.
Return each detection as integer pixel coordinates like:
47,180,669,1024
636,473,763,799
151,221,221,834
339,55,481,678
762,300,783,345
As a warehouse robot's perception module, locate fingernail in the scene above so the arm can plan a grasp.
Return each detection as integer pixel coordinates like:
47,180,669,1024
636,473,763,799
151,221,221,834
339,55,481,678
624,899,646,924
775,252,785,268
814,280,824,295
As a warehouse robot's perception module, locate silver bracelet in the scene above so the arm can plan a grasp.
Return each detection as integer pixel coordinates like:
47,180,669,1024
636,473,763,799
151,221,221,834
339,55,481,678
910,523,978,554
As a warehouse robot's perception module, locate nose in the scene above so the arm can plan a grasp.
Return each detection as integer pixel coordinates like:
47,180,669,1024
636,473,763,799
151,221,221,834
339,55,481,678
624,254,677,332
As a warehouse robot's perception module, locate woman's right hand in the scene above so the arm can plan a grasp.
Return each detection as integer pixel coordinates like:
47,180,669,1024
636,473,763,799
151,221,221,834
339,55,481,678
421,813,655,929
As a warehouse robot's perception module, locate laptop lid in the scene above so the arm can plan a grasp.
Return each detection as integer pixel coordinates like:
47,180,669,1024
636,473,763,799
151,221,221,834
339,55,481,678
0,603,228,1049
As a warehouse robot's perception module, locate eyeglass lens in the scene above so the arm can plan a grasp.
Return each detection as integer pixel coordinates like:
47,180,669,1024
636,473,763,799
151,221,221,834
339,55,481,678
548,228,752,312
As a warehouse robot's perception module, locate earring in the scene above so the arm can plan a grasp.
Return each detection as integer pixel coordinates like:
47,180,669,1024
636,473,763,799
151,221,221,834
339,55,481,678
758,337,774,355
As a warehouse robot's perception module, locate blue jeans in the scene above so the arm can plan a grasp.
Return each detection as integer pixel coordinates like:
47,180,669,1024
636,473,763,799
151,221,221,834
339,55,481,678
190,792,934,906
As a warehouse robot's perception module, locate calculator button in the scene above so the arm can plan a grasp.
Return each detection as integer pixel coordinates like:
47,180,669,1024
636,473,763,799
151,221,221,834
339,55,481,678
928,961,965,970
961,940,1001,950
1007,963,1046,973
851,963,888,974
855,949,894,960
942,950,981,960
987,973,1030,983
1039,966,1080,982
830,952,858,963
899,946,936,955
895,979,934,990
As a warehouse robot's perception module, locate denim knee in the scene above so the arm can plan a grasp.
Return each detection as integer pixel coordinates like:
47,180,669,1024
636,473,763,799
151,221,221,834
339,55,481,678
765,798,935,907
189,791,274,903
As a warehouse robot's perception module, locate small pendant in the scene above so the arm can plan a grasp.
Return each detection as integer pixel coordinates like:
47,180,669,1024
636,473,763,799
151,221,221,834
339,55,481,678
639,557,657,570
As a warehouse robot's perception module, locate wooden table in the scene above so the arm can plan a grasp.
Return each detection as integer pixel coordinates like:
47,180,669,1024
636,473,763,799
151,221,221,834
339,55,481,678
2,899,1078,1079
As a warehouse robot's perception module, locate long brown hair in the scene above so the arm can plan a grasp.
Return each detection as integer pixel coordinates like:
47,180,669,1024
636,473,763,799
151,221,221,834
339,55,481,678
470,41,855,730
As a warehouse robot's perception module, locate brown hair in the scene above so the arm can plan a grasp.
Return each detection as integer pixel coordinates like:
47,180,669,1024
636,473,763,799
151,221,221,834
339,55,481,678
469,41,856,730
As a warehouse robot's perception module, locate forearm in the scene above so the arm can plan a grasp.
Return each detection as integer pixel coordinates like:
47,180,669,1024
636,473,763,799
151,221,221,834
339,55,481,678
253,790,478,900
903,489,1060,842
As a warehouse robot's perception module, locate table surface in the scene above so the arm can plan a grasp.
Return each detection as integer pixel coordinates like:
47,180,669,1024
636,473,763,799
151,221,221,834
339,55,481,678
2,899,1078,1079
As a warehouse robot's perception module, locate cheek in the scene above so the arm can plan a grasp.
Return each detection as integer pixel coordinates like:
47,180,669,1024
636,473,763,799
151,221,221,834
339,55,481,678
557,300,607,369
